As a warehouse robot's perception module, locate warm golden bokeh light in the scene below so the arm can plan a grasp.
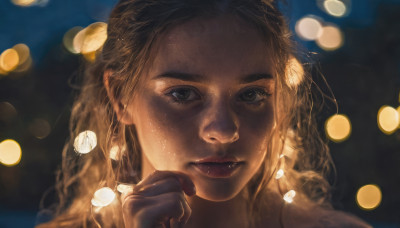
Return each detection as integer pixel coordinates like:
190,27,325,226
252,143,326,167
0,102,18,123
13,44,30,65
295,16,323,41
73,130,97,154
81,22,108,54
323,0,347,17
72,22,107,61
283,190,296,203
0,48,20,72
73,27,88,54
117,183,134,194
316,25,344,51
285,57,304,88
0,139,22,167
397,106,400,129
91,187,116,207
275,169,284,179
63,27,84,54
325,114,352,142
28,118,51,139
11,0,36,7
356,184,382,210
83,51,97,62
377,105,399,134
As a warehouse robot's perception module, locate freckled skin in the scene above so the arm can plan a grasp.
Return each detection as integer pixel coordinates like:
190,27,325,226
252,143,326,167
126,14,276,202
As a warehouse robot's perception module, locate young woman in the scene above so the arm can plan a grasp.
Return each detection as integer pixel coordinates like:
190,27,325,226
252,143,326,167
37,0,371,227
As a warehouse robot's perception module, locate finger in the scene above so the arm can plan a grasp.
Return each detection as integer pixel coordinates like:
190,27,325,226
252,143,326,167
170,218,181,228
137,192,186,228
135,177,182,197
179,196,191,226
138,170,196,196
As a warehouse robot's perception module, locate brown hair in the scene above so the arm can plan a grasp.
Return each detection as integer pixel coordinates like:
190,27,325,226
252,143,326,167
37,0,333,227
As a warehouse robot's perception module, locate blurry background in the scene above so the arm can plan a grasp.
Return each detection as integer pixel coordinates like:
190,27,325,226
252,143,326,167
0,0,399,227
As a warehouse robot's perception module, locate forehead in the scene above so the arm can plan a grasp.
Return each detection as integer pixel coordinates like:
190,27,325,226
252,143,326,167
147,14,273,79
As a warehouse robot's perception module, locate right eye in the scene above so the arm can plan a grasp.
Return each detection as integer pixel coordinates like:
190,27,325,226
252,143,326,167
165,87,201,104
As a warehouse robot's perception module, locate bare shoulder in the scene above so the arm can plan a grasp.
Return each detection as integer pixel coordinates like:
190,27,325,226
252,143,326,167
313,209,372,228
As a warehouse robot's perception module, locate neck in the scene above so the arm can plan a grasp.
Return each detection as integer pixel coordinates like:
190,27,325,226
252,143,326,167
185,190,250,228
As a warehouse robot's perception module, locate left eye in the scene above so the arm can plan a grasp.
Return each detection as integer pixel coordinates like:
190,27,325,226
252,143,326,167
238,88,270,103
166,87,200,103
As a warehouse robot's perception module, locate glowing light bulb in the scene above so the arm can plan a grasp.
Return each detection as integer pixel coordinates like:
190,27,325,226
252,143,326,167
28,118,51,139
325,114,351,142
73,27,87,54
397,106,400,129
0,48,19,72
110,145,126,160
91,187,116,207
13,44,30,65
283,190,296,203
117,183,134,194
316,25,344,51
356,184,381,210
0,139,22,166
11,0,36,7
285,57,304,88
81,22,108,54
377,105,399,134
63,27,84,54
0,102,17,123
323,0,347,17
295,16,323,41
73,130,97,154
275,169,284,179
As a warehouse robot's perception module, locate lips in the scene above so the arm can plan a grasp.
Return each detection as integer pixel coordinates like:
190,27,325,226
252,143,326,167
191,156,244,178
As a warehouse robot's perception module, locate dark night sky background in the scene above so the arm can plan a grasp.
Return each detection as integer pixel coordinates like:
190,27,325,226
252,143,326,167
0,0,400,227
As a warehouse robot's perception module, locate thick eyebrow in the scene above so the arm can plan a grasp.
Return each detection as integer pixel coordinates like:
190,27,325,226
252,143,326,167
153,71,273,83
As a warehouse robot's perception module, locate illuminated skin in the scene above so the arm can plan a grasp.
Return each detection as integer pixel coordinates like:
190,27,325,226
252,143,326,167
118,14,276,227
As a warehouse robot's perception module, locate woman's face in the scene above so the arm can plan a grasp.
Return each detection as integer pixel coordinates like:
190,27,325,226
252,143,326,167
126,15,275,201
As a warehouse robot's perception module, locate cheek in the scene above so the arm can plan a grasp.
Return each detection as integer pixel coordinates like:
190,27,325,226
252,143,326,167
133,96,199,169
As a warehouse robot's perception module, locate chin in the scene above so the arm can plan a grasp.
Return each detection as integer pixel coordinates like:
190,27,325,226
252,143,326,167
193,178,245,202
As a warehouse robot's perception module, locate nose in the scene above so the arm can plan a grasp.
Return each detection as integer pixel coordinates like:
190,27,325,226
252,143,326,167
199,100,239,144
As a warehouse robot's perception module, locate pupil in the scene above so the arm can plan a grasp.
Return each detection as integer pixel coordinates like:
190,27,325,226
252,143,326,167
174,89,189,99
243,91,255,101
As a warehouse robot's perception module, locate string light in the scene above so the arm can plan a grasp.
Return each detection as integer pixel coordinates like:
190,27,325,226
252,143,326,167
73,130,97,154
295,16,323,41
283,190,296,203
117,183,134,194
0,102,17,123
377,105,399,134
73,22,108,62
356,184,382,210
91,187,116,207
28,118,51,139
0,48,19,72
323,0,348,17
11,0,36,7
0,139,22,167
275,169,284,179
325,114,351,142
63,26,84,54
316,25,344,51
110,145,126,160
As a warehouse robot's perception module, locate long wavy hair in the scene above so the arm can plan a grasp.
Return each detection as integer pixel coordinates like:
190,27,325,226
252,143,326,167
37,0,334,227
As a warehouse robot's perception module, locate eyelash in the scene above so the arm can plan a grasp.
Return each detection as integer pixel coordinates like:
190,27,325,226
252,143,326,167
165,87,272,105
